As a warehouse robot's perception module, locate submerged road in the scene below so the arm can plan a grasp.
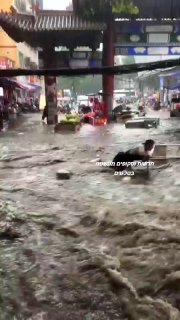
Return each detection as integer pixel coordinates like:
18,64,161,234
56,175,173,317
0,111,180,319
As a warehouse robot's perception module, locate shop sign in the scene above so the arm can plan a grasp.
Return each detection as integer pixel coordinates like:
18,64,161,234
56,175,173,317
0,57,14,69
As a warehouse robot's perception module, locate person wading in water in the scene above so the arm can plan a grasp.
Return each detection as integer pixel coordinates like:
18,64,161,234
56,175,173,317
42,105,48,122
111,139,156,173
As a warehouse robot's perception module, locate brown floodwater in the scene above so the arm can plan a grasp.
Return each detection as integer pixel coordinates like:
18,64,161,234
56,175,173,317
0,111,180,319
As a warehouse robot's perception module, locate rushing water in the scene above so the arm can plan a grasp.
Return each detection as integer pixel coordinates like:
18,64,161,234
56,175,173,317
0,111,180,319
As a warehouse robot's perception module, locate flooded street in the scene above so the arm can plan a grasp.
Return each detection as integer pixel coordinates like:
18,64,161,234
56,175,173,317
0,111,180,319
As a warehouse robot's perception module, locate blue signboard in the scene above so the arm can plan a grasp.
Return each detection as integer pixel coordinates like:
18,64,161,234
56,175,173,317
116,22,144,34
116,21,178,34
115,46,180,55
89,58,102,68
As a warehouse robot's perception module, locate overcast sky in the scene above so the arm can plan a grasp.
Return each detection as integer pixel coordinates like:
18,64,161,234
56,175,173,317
43,0,71,10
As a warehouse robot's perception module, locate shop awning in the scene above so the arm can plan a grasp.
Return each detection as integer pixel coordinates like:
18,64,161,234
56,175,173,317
159,67,180,78
0,78,41,91
12,80,33,90
27,82,42,89
165,83,180,90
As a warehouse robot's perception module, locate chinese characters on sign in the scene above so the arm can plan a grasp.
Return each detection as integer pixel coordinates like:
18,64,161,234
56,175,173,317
0,57,14,69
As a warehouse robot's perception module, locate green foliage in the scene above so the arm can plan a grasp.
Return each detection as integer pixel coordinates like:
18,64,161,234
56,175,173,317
112,0,139,14
74,0,139,22
58,76,102,95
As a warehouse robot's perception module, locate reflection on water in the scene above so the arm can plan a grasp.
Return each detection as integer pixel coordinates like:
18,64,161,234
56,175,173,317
0,112,180,319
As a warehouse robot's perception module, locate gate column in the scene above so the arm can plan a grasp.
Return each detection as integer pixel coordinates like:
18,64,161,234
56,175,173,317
43,47,58,125
102,21,115,121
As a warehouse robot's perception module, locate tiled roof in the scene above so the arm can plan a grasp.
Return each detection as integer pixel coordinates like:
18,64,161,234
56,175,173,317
0,11,106,32
0,11,34,30
34,12,106,31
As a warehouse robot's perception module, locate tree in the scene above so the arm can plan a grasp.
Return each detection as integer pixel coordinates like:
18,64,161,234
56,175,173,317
58,76,102,95
74,0,139,22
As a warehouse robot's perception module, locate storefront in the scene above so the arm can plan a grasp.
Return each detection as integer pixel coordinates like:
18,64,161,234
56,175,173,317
0,77,41,105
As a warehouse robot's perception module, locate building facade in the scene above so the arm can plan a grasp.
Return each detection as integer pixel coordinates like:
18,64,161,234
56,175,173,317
38,0,43,10
66,2,73,10
0,0,39,84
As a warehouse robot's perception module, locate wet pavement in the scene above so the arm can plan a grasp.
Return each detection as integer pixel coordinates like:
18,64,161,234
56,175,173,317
0,111,180,319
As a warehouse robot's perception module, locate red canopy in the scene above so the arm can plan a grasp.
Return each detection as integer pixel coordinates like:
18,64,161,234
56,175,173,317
82,112,96,118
